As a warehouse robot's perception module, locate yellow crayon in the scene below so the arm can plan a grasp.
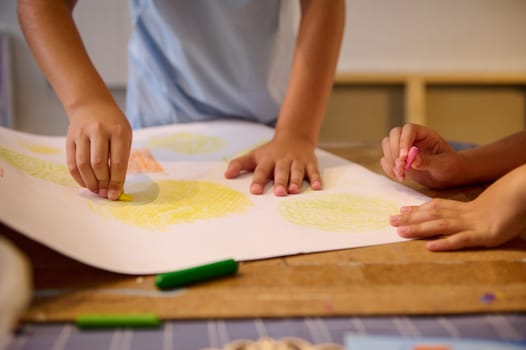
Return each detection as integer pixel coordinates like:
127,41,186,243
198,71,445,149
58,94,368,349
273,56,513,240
118,193,133,202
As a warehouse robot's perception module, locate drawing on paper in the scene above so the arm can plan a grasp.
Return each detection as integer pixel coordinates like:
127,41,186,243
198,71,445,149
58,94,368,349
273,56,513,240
20,143,62,155
128,149,164,174
90,179,253,230
0,121,428,274
0,147,77,187
148,132,225,155
278,193,398,232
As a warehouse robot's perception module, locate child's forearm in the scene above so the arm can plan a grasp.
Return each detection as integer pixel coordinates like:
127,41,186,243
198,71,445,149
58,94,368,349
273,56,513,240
18,0,116,120
275,0,345,144
457,130,526,184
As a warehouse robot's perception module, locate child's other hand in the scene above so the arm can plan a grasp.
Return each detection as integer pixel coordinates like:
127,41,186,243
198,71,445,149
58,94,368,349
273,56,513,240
224,132,321,196
390,164,526,251
66,103,132,200
380,123,462,188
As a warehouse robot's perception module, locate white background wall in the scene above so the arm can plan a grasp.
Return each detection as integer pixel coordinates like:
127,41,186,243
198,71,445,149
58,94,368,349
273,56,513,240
340,0,526,72
1,0,526,135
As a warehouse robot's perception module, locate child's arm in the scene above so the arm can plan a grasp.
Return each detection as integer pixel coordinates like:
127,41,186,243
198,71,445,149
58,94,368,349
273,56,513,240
456,130,526,184
390,164,526,251
18,0,131,200
225,0,345,196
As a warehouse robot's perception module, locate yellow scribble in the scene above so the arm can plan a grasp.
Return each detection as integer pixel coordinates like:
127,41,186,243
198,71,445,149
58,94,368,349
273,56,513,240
20,143,62,155
149,133,225,155
278,193,397,232
0,147,76,187
91,180,253,230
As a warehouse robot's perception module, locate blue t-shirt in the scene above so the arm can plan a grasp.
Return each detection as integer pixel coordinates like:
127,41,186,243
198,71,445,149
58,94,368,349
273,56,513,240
126,0,298,129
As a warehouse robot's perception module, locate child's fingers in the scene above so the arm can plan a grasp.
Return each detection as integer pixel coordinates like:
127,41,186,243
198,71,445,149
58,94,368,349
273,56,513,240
250,158,274,195
66,137,85,188
426,231,478,251
91,136,110,198
288,160,305,194
380,156,396,179
418,198,462,211
306,162,322,191
273,159,292,196
396,216,464,239
390,206,458,227
107,134,130,201
224,153,256,178
76,136,98,193
399,124,418,159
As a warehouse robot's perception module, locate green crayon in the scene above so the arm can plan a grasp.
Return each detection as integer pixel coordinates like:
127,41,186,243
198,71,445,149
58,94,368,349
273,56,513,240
155,258,238,290
76,313,161,329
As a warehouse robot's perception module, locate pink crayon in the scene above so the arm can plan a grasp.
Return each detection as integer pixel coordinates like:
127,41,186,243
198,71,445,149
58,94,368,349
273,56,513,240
404,146,419,170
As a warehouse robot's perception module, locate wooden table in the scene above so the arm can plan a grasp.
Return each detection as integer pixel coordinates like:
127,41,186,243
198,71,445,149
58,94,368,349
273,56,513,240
2,144,525,322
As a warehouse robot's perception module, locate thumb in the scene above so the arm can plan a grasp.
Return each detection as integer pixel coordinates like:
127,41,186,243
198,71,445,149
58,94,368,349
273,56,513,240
410,153,432,170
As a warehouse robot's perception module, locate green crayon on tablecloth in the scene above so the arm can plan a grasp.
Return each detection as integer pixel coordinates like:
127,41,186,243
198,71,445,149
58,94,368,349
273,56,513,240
155,258,238,290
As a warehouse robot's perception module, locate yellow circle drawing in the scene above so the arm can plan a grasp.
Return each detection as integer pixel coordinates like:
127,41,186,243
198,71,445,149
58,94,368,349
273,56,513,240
92,180,253,230
0,147,76,187
148,133,225,155
278,193,398,232
20,143,62,155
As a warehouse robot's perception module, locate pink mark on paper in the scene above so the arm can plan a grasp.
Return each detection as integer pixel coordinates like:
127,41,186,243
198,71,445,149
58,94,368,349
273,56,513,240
404,146,419,170
0,167,3,178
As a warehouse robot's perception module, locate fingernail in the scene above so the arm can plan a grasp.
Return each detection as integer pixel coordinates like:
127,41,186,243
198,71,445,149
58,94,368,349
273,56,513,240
400,206,411,213
311,180,321,190
250,184,263,195
395,159,405,173
427,241,438,250
274,186,287,197
288,183,299,194
397,226,409,235
98,188,108,198
108,190,120,201
390,215,400,225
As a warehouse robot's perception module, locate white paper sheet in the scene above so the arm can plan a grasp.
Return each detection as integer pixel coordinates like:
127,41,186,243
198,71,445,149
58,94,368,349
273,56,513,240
0,120,429,274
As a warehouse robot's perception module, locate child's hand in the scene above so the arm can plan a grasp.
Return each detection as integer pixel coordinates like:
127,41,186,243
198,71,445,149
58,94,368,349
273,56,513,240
380,123,463,188
390,164,526,251
224,132,321,196
66,103,132,200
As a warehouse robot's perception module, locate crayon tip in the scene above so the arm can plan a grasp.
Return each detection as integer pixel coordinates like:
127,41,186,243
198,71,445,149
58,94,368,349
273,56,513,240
118,193,133,202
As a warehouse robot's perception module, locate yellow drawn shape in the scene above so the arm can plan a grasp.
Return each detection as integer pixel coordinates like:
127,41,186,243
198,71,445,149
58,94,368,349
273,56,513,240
278,193,398,232
20,143,62,155
0,147,76,187
92,180,253,230
149,133,225,155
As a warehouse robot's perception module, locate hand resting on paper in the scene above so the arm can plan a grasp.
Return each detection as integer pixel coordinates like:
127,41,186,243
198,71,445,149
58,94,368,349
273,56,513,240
381,123,526,251
225,130,322,196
